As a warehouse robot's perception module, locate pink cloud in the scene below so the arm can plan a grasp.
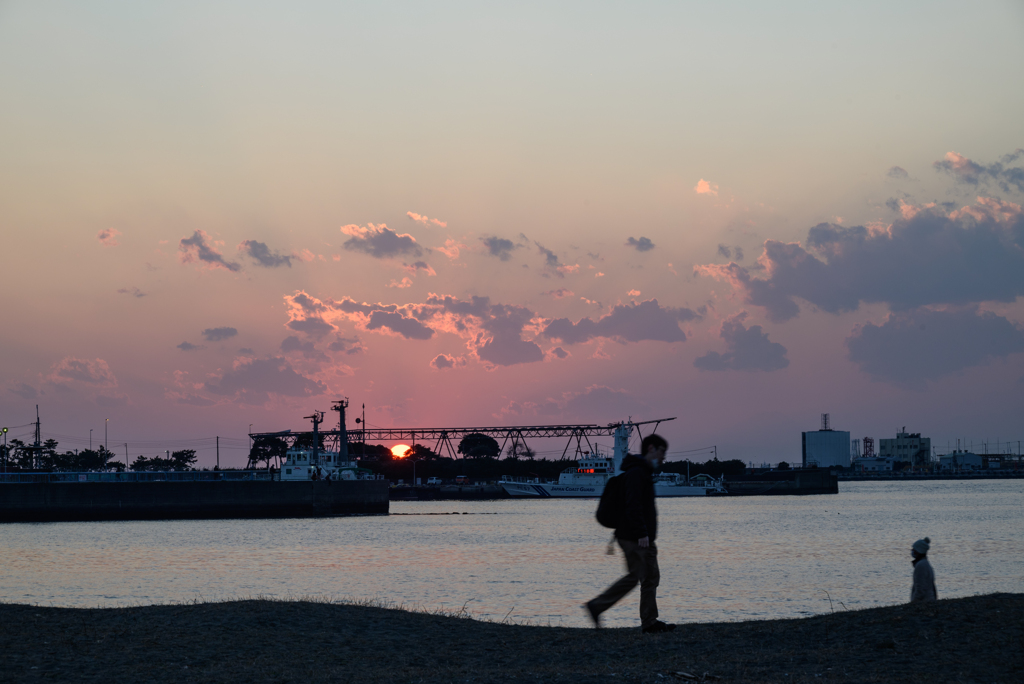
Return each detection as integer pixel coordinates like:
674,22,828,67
47,357,118,387
949,196,1022,224
436,239,464,260
387,277,414,288
406,211,448,228
628,289,641,297
694,179,719,196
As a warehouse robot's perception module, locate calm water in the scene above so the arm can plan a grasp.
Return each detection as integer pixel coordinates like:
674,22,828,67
1,480,1021,627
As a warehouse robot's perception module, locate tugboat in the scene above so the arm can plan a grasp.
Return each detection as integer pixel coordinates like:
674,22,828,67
499,422,726,497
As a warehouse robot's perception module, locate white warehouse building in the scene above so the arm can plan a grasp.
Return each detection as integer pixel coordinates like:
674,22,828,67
802,414,851,468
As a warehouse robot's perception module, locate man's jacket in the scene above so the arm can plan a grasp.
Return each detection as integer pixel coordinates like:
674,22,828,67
615,454,657,542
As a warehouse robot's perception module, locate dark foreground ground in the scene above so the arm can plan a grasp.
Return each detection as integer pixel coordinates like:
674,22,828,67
1,593,1021,683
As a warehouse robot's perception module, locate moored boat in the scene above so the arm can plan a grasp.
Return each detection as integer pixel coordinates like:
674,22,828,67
499,423,726,497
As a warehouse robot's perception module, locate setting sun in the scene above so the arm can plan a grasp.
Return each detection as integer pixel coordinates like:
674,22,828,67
391,444,412,459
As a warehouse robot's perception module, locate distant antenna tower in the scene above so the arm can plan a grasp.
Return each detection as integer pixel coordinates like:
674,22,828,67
863,437,874,457
821,413,831,431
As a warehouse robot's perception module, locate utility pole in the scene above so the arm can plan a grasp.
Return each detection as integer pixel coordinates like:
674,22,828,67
124,443,129,471
33,405,42,470
90,429,93,451
105,418,109,453
216,436,220,470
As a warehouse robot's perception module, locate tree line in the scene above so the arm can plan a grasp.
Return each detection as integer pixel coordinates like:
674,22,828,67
0,439,198,472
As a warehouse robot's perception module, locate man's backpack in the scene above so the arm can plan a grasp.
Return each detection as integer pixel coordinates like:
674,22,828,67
595,473,626,529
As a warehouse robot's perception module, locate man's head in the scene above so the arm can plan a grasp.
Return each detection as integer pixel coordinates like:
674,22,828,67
641,434,668,469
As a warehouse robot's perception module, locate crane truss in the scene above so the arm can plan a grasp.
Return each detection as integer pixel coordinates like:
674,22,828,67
249,418,674,463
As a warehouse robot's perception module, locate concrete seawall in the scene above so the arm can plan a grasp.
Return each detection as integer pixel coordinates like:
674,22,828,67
0,480,389,523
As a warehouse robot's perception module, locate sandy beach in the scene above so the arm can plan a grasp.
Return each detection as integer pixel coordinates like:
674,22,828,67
1,593,1020,683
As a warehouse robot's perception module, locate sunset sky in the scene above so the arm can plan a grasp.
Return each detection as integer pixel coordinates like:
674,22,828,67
2,1,1023,466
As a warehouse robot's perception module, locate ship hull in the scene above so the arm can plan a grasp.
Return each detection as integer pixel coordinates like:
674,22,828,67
0,480,389,523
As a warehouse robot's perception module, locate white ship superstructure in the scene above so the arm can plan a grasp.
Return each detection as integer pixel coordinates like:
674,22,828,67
281,447,376,481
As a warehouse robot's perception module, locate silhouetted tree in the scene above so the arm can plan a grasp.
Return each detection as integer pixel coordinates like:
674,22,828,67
458,433,500,458
248,436,288,469
130,449,196,471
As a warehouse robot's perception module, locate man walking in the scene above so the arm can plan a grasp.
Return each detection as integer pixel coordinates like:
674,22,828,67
585,434,676,633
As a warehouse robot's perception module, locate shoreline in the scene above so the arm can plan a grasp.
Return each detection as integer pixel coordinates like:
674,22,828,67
1,593,1020,683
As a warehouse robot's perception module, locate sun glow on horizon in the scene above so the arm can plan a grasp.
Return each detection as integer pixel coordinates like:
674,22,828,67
391,444,412,458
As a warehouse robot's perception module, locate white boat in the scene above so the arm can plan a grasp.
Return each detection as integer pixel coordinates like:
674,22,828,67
281,448,377,481
500,423,726,497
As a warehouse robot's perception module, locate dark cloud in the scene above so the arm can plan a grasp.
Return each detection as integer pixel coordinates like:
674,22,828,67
341,224,422,259
536,241,561,270
626,237,655,252
97,228,121,246
885,197,902,212
544,299,699,345
283,292,338,339
403,261,436,275
239,240,293,268
179,230,241,272
177,342,203,351
846,306,1024,385
117,287,146,298
543,288,574,299
694,313,789,372
202,327,238,342
280,335,329,361
551,346,569,359
482,237,518,261
934,149,1024,193
424,295,544,366
204,357,327,402
696,198,1024,322
430,353,465,370
238,347,255,354
328,336,364,355
286,317,337,338
887,166,909,179
8,382,38,400
366,311,435,340
717,244,743,261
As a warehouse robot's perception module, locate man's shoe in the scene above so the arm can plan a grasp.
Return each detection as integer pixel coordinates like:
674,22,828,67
583,602,602,629
641,620,677,634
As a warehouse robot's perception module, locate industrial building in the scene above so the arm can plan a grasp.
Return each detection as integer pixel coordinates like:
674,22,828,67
851,456,894,472
939,452,982,471
802,414,851,468
879,430,932,469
